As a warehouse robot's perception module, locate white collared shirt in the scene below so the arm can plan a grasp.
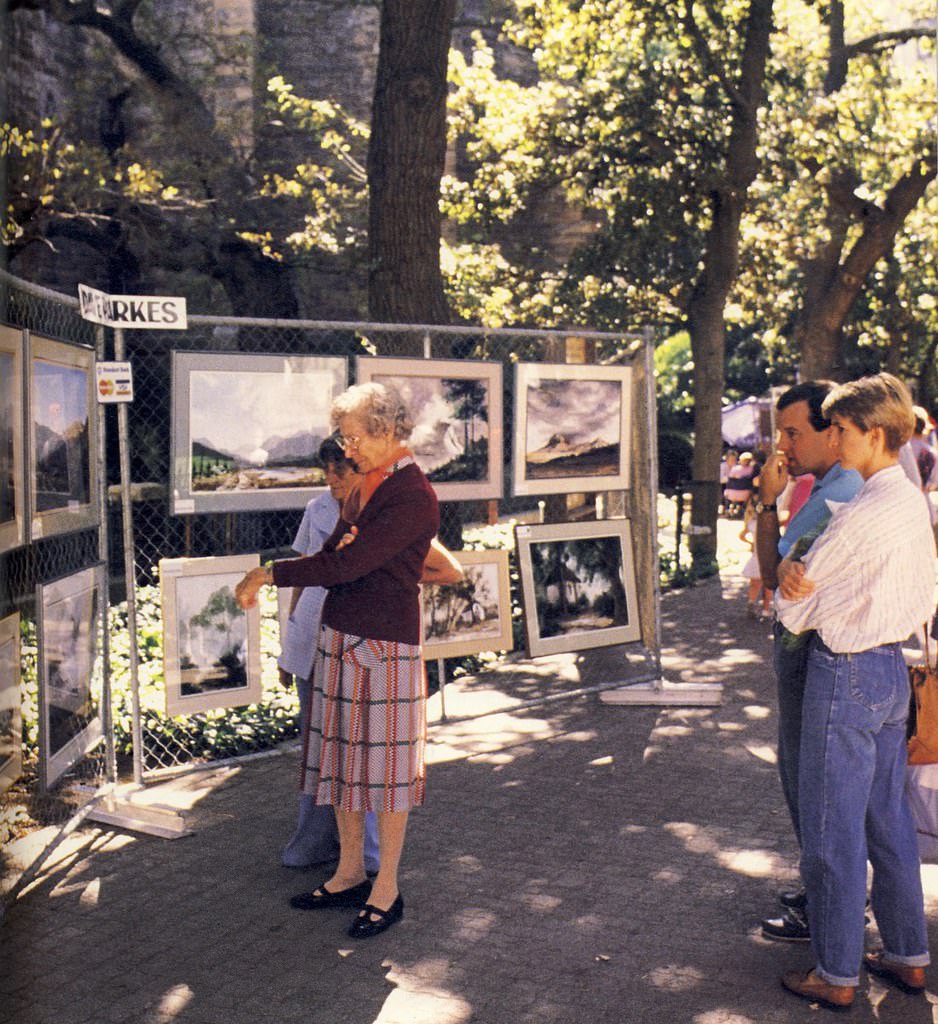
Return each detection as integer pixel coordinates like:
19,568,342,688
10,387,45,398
776,464,937,653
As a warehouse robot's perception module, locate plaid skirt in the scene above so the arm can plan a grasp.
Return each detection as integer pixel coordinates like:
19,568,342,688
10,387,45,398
300,625,427,812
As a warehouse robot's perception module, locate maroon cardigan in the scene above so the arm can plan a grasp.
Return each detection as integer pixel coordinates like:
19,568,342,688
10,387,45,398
271,462,439,645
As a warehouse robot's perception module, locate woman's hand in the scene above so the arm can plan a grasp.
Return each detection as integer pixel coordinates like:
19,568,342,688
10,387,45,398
777,558,815,601
235,565,271,609
336,524,359,550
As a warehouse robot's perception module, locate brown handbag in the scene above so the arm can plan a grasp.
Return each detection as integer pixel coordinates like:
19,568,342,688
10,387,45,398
908,630,938,765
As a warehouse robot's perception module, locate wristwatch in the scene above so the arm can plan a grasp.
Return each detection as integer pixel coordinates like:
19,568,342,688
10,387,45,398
755,500,777,514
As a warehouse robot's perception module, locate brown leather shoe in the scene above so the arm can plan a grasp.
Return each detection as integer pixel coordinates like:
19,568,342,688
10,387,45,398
864,950,926,994
781,968,854,1011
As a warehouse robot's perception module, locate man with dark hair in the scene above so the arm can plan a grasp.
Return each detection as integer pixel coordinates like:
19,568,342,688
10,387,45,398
755,381,863,942
776,373,934,1010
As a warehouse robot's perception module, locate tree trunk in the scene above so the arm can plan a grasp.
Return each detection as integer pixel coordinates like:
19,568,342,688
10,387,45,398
687,0,773,571
367,0,455,348
796,152,936,380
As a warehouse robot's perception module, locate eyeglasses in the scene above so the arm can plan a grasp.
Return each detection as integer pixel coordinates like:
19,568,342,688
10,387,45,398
337,434,362,450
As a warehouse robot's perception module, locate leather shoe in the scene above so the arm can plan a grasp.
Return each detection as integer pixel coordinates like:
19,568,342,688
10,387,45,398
778,887,807,911
348,893,404,939
864,951,926,994
289,879,371,910
762,907,810,942
781,968,854,1011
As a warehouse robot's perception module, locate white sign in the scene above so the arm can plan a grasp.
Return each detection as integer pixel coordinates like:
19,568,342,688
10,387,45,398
95,361,134,403
78,284,187,329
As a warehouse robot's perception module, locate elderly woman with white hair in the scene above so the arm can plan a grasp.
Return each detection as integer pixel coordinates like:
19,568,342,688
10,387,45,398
236,381,439,939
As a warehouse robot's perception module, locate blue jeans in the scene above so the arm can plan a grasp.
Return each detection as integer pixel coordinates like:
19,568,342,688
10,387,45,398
773,621,809,846
799,638,929,986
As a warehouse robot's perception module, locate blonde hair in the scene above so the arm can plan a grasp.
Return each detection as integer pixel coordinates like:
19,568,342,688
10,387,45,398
331,381,415,441
822,373,915,454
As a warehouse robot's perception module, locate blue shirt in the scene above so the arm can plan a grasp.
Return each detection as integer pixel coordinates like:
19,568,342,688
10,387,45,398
777,462,863,558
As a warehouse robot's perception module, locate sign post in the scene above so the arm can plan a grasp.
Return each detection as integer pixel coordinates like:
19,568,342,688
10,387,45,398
80,286,192,836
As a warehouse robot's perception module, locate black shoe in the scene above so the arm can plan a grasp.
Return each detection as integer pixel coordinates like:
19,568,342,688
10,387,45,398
762,907,810,942
348,893,404,939
778,887,807,911
289,879,371,910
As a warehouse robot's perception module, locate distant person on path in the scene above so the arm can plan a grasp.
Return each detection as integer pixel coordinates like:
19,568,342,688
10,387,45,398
277,435,380,873
774,373,935,1011
722,451,757,515
237,382,445,939
754,381,862,943
738,495,772,620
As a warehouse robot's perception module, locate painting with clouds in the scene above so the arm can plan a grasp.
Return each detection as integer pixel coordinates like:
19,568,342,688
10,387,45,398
512,363,632,496
356,357,503,500
171,352,347,513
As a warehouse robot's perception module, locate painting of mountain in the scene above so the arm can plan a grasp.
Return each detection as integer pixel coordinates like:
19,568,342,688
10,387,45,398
524,379,620,480
172,353,347,512
513,364,632,496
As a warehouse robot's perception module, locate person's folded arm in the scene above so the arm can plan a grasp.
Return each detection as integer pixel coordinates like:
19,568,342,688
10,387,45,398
273,487,436,589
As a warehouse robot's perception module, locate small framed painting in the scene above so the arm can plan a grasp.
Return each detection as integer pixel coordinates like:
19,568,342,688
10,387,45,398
0,612,22,794
512,362,632,496
0,325,26,554
514,519,641,657
28,334,98,540
170,351,348,514
160,554,263,715
421,548,514,660
37,564,105,790
355,356,503,501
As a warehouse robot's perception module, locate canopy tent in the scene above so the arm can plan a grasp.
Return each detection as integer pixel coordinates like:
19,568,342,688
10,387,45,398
721,395,776,451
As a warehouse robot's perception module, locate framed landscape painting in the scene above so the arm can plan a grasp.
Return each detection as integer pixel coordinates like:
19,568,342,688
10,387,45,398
514,519,641,657
512,363,632,496
37,564,104,790
0,325,25,554
170,352,347,514
421,548,514,660
0,612,22,794
356,357,503,501
28,334,98,540
160,554,262,715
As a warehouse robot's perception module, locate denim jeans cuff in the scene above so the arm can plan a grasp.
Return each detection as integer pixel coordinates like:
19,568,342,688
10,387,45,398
882,951,930,969
815,966,858,988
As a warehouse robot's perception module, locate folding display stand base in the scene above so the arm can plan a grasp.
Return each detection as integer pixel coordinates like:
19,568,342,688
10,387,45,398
600,678,723,707
85,783,193,839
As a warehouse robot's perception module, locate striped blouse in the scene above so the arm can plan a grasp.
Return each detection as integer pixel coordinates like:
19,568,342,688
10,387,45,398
776,464,937,653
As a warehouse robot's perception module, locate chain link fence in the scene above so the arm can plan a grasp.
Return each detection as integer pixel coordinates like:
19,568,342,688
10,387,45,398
1,270,659,854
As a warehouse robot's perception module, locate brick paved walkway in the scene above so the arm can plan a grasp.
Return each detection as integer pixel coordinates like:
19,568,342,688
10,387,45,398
2,539,936,1023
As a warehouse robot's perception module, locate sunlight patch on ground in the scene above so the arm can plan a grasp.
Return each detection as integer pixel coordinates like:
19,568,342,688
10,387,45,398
744,743,777,764
646,964,704,992
372,986,473,1024
450,907,497,943
15,829,135,900
741,704,771,719
920,864,938,913
664,822,788,878
145,984,194,1024
693,1012,757,1024
426,712,558,765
